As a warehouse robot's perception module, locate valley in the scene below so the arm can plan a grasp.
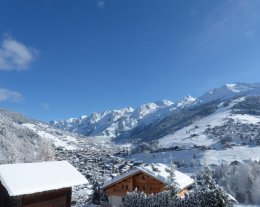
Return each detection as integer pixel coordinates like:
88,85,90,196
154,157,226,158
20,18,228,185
1,83,260,206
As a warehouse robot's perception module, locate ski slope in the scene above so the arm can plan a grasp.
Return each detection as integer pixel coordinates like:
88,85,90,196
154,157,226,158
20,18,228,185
23,123,78,150
158,106,231,148
158,97,260,149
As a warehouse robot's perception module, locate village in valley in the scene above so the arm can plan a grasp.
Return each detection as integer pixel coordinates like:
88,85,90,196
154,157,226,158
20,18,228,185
52,134,232,207
2,91,260,206
1,0,260,206
55,138,145,206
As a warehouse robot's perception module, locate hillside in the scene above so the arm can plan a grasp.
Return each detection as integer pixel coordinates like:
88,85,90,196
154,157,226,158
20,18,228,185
0,109,44,163
0,108,93,163
48,83,260,167
51,83,260,144
1,83,260,206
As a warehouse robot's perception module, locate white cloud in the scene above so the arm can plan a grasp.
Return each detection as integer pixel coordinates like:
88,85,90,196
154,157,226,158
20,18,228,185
97,0,105,10
0,88,23,102
0,36,38,71
189,0,260,51
42,102,50,110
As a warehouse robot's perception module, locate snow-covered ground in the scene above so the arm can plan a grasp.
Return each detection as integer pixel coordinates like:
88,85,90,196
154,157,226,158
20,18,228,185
236,205,260,207
158,97,260,149
23,123,78,150
231,113,260,124
203,146,260,165
129,145,260,171
158,106,232,148
129,150,198,165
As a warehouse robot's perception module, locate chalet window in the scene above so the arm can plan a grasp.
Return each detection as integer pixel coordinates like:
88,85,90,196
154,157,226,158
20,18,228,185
122,185,124,189
150,186,152,190
126,185,128,190
142,175,146,180
143,185,147,190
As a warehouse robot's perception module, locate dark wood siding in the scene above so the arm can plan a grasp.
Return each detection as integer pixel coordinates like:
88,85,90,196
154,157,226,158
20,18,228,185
0,183,72,207
0,183,11,207
105,172,166,196
23,196,67,207
21,188,71,207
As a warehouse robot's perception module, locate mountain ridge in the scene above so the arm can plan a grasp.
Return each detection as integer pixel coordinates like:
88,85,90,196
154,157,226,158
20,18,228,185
50,96,197,138
50,82,260,140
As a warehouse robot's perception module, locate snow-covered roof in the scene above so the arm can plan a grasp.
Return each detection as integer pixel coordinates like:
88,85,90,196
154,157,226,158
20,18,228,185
102,163,194,191
0,161,88,196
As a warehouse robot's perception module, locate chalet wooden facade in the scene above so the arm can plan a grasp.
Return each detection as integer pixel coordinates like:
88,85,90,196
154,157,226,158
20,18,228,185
101,163,194,207
0,186,72,207
104,171,165,196
0,161,88,207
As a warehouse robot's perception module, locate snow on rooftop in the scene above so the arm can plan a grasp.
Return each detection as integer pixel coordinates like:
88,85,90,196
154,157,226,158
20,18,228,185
102,163,194,191
0,161,88,196
140,163,194,190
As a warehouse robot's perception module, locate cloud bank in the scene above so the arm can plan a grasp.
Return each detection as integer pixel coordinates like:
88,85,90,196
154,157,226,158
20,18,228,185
97,0,105,10
0,36,38,71
0,88,23,102
195,0,260,49
42,102,50,110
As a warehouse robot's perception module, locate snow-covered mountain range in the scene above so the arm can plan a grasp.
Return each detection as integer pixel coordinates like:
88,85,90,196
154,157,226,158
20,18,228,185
50,83,260,140
197,83,260,104
2,82,260,206
2,82,260,164
50,97,196,138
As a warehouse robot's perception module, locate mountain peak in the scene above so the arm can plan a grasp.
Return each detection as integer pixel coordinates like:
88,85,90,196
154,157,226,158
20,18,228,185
50,82,260,139
176,96,196,108
224,83,254,93
154,100,174,107
198,82,260,104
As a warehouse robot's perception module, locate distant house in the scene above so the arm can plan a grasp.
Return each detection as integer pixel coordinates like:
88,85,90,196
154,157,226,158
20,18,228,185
101,163,194,207
0,161,88,207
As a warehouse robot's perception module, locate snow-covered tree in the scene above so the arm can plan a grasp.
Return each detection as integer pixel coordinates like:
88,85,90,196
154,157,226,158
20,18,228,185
91,180,101,205
124,189,148,207
124,166,234,207
8,144,18,163
214,160,260,204
38,138,54,161
167,162,179,197
194,166,234,207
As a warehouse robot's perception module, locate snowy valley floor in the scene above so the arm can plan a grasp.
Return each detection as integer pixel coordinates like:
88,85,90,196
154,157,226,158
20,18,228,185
128,146,260,169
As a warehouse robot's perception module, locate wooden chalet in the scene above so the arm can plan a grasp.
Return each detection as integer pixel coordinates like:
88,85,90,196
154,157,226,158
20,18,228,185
0,161,88,207
101,163,194,207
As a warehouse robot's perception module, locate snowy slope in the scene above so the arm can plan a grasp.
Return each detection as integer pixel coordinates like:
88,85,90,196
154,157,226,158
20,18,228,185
51,83,260,141
129,145,260,169
129,95,260,169
0,109,44,163
0,108,93,164
158,97,260,149
197,83,260,104
22,123,78,150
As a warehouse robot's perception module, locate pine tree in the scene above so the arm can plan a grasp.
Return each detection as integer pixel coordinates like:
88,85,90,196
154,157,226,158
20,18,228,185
125,189,148,207
167,162,179,197
92,180,101,205
38,138,54,161
194,166,234,207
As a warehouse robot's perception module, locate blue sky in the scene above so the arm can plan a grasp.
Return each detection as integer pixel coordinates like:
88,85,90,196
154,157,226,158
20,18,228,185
0,0,260,121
